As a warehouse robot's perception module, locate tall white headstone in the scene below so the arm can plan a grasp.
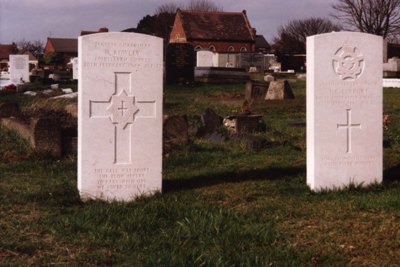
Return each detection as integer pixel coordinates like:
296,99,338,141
307,32,383,191
9,55,29,84
78,32,163,201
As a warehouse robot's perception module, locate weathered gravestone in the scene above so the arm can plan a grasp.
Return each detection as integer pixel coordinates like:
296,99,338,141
245,80,268,102
307,32,382,191
166,43,195,84
9,55,29,84
78,32,163,201
265,80,294,100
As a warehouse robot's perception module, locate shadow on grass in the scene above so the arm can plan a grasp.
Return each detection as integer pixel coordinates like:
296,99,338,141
383,163,400,184
163,166,305,192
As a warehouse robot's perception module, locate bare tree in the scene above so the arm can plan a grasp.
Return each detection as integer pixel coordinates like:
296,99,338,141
332,0,400,38
186,0,223,12
155,2,180,15
16,39,44,58
273,17,342,54
137,0,223,44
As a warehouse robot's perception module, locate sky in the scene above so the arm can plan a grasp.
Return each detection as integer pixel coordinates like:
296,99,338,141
0,0,336,45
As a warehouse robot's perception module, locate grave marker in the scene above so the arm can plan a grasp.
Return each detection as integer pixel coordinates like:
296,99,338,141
78,32,163,201
307,32,382,191
197,51,214,67
9,55,29,84
166,43,195,84
72,57,78,80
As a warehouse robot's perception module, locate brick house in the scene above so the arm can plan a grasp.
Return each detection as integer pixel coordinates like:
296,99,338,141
169,9,256,53
44,38,77,69
0,43,18,71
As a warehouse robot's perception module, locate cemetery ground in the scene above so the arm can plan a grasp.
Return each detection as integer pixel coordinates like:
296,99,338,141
0,79,399,266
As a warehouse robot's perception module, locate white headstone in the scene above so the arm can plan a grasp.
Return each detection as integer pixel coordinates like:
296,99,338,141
197,51,214,67
78,32,163,201
9,55,29,84
72,57,78,80
307,32,383,191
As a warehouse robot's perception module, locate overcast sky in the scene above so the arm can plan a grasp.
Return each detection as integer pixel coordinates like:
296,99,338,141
0,0,336,45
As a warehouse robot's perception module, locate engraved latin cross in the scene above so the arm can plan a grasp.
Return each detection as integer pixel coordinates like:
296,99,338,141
337,109,361,153
89,73,156,164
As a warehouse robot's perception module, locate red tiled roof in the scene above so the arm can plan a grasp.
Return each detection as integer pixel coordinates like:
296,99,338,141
255,35,270,50
47,38,77,53
178,9,255,42
0,44,18,60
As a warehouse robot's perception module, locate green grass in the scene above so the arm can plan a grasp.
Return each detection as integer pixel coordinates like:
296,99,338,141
0,81,399,266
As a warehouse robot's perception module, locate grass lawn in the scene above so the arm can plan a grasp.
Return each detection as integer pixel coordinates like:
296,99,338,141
0,80,399,266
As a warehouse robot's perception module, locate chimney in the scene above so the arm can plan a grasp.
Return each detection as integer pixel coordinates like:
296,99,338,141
99,27,109,32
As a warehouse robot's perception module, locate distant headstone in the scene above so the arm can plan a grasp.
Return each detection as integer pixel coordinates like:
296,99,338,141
31,117,61,157
245,81,268,102
197,108,222,137
197,51,214,67
307,32,382,191
163,115,189,152
78,32,163,201
72,57,78,80
264,74,275,82
265,80,294,100
9,55,29,84
166,43,195,84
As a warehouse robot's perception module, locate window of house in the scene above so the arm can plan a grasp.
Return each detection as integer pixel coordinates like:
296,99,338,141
209,45,216,52
194,45,203,51
227,46,235,52
240,47,247,52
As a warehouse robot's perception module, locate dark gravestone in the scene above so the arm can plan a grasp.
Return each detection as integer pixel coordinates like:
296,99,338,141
163,115,189,152
245,81,268,102
166,43,195,84
197,108,223,137
31,117,61,157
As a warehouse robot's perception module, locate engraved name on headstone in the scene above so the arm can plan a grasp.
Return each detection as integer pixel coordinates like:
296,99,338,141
307,32,383,191
78,32,163,201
